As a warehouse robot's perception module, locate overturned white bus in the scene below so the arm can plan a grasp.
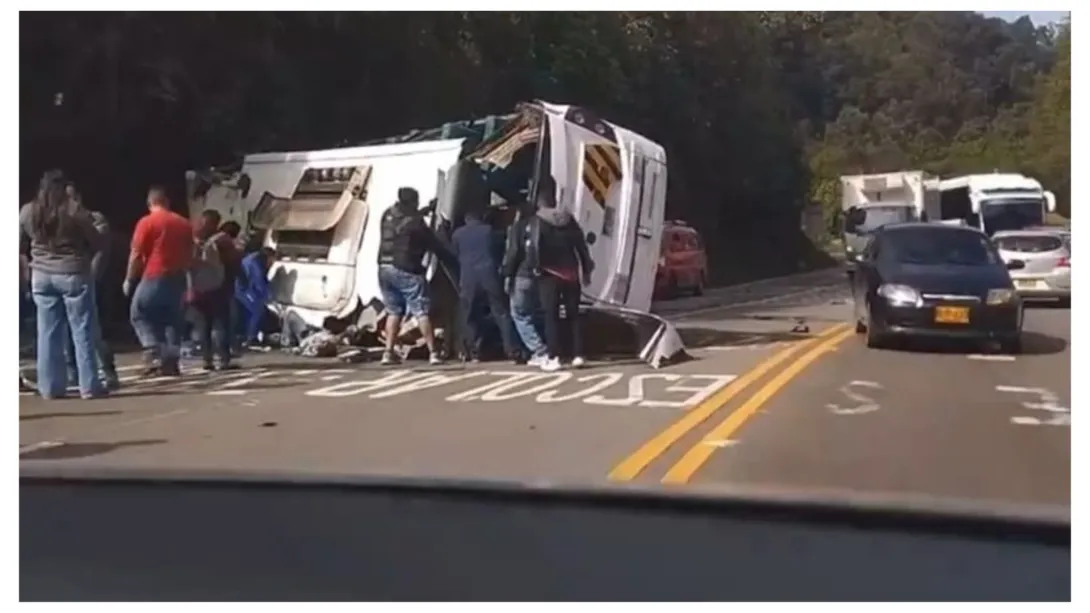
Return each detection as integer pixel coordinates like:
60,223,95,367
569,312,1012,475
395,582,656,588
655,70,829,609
186,101,686,367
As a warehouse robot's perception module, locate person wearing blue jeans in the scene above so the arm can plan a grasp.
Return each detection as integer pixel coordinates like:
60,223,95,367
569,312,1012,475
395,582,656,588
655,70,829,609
509,276,546,362
501,205,547,365
19,170,106,399
124,186,196,376
64,282,119,390
129,273,188,373
64,206,119,390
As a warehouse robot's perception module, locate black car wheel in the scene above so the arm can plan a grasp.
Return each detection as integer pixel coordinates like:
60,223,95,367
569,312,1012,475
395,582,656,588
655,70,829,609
864,303,887,349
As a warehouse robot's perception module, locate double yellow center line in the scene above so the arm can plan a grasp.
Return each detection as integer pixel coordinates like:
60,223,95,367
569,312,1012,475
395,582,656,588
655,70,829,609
608,322,855,484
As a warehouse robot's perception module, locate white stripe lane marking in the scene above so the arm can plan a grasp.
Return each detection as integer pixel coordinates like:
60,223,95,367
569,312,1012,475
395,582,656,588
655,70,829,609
19,440,65,455
206,390,248,396
967,354,1016,361
996,385,1038,393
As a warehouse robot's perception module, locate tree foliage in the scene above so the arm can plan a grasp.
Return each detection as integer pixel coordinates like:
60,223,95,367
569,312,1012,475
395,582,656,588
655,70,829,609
19,11,1069,283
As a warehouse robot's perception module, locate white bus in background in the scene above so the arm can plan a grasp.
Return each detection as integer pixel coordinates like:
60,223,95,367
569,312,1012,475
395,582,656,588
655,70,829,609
186,100,685,367
937,173,1057,236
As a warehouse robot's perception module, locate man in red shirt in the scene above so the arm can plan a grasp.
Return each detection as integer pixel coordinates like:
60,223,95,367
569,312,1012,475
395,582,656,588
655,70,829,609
124,186,194,376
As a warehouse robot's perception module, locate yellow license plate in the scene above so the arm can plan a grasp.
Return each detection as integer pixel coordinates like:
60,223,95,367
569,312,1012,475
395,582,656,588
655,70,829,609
934,306,970,324
1015,279,1041,290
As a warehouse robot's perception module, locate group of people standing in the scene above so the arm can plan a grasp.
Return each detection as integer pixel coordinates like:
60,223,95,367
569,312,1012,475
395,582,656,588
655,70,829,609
377,180,594,373
19,170,595,400
19,170,276,400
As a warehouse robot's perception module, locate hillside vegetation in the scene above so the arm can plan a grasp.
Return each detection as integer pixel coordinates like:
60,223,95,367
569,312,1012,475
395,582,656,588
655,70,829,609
19,11,1070,284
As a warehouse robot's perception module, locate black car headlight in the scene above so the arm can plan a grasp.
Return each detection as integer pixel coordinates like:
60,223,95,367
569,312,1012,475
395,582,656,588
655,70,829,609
878,283,923,308
986,289,1018,305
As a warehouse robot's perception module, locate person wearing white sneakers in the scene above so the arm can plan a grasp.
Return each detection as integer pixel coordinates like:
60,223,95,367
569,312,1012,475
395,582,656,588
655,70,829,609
523,179,594,372
501,201,549,366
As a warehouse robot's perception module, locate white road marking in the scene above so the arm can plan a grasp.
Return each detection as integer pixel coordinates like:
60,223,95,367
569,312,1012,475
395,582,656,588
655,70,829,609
19,440,64,455
536,373,624,403
826,380,883,415
967,354,1016,361
703,439,739,448
997,385,1070,428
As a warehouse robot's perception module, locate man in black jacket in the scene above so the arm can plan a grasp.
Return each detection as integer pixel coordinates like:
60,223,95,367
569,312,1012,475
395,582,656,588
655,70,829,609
377,187,451,366
501,202,548,365
521,183,594,372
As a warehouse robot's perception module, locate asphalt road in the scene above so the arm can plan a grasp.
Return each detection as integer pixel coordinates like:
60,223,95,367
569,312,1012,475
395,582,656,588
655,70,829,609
19,268,1071,510
678,303,1071,506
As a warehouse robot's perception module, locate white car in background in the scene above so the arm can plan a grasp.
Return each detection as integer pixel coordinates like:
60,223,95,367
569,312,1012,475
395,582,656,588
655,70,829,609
992,228,1070,305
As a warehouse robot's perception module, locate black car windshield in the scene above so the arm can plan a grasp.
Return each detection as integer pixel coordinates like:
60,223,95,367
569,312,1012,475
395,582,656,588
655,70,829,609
884,228,1001,267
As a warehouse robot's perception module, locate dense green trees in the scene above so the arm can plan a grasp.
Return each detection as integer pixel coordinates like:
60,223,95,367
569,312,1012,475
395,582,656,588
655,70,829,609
19,11,1069,283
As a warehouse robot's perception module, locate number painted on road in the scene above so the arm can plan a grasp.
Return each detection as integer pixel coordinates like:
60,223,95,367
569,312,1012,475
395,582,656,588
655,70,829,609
996,385,1070,427
825,380,883,415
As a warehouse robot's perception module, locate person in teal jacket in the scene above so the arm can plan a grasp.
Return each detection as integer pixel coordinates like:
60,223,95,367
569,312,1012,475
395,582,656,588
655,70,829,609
235,247,275,344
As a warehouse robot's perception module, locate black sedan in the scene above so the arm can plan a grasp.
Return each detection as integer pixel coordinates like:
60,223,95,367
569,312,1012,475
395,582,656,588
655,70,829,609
850,222,1025,353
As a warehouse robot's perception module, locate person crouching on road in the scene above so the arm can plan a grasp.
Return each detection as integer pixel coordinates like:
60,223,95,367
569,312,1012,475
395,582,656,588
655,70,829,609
501,201,548,366
377,187,453,366
525,180,594,372
189,210,241,371
124,186,193,377
63,187,120,390
451,209,519,363
236,246,276,347
19,170,108,399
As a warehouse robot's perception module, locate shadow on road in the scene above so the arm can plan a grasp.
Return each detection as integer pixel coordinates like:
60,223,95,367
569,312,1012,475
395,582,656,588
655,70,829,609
20,411,123,422
20,439,167,461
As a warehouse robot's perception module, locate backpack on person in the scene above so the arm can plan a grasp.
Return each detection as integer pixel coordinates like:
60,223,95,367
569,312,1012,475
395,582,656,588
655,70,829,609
189,233,226,294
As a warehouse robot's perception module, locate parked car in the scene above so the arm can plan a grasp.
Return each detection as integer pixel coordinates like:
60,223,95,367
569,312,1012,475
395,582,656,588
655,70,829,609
992,228,1070,306
655,220,708,298
851,222,1024,353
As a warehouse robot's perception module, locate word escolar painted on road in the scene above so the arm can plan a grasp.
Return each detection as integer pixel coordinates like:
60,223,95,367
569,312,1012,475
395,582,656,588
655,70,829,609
304,369,737,409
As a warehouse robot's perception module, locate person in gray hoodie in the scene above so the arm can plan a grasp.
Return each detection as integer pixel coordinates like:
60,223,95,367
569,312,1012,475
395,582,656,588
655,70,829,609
522,181,594,372
19,170,107,399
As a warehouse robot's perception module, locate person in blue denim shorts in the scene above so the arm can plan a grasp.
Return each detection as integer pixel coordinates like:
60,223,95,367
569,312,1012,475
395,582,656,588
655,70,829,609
376,187,454,366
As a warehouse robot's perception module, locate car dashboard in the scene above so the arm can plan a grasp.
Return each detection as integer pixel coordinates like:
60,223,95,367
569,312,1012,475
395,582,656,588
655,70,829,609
20,468,1070,601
